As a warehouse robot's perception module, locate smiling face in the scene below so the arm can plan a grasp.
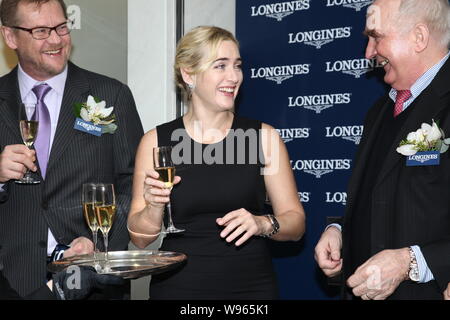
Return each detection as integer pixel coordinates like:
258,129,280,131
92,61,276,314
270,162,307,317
364,0,420,90
189,40,243,112
2,0,71,81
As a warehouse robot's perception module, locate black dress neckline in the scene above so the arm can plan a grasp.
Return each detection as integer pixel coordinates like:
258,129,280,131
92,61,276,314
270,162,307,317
181,113,237,146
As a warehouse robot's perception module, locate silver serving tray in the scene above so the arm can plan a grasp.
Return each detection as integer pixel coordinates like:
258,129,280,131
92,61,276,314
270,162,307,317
48,250,187,279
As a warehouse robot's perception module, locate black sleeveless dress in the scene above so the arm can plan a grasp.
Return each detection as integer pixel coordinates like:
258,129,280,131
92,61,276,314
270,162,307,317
149,115,278,300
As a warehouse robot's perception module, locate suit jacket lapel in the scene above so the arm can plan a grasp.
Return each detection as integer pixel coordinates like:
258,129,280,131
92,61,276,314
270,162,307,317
375,59,450,187
46,62,90,173
345,96,391,220
0,68,25,143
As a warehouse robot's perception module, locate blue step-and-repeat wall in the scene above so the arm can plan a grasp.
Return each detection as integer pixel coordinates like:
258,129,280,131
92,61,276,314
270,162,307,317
236,0,388,299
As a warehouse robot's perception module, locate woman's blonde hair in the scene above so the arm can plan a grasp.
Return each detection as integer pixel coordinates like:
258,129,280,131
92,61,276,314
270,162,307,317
175,26,239,100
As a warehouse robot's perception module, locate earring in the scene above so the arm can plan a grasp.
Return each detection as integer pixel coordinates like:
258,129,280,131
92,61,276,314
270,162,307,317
187,83,195,91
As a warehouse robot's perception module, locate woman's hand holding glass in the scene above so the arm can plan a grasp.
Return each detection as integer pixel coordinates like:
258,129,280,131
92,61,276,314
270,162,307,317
152,146,184,233
143,169,181,232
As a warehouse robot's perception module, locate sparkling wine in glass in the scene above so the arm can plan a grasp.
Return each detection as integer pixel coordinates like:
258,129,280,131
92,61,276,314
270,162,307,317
16,103,40,184
82,183,100,268
153,146,184,234
94,184,116,272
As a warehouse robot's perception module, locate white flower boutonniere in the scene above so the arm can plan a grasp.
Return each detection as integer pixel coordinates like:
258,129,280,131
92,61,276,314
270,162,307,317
396,120,450,156
73,95,117,134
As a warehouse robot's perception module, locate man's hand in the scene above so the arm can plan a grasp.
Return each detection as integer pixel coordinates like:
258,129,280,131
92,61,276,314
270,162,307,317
0,145,37,183
444,283,450,300
347,248,410,300
314,226,343,277
64,237,94,258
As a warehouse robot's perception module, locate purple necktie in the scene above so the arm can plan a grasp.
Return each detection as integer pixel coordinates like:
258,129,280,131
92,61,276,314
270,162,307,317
32,83,52,179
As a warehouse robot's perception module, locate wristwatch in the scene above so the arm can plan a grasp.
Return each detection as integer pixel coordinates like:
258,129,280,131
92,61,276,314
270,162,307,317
261,214,280,238
408,247,420,282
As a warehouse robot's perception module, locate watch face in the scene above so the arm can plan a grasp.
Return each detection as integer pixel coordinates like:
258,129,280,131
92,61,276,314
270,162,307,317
409,269,420,282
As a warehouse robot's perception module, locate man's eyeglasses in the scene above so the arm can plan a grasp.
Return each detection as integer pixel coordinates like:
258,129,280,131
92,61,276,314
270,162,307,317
10,21,71,40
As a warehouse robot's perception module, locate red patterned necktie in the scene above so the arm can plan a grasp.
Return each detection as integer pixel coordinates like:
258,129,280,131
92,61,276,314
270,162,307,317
393,90,411,117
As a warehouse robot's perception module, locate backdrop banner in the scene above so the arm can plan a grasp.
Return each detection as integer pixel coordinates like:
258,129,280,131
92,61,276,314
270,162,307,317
236,0,387,299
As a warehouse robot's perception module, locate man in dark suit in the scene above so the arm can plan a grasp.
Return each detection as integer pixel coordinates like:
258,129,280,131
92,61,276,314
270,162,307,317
315,0,450,300
0,0,143,297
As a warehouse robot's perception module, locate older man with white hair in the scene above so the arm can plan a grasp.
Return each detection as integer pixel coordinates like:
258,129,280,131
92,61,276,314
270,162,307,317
315,0,450,300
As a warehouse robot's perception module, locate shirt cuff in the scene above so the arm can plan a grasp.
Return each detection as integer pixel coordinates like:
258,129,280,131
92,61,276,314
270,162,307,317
325,223,342,232
411,245,435,283
49,244,71,262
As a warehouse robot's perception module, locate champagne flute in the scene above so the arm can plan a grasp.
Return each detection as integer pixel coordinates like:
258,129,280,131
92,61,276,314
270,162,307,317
16,103,40,184
153,146,184,233
82,183,100,269
94,183,116,272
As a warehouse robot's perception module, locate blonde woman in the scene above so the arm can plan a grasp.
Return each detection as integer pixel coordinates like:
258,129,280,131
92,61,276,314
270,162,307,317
127,26,305,299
